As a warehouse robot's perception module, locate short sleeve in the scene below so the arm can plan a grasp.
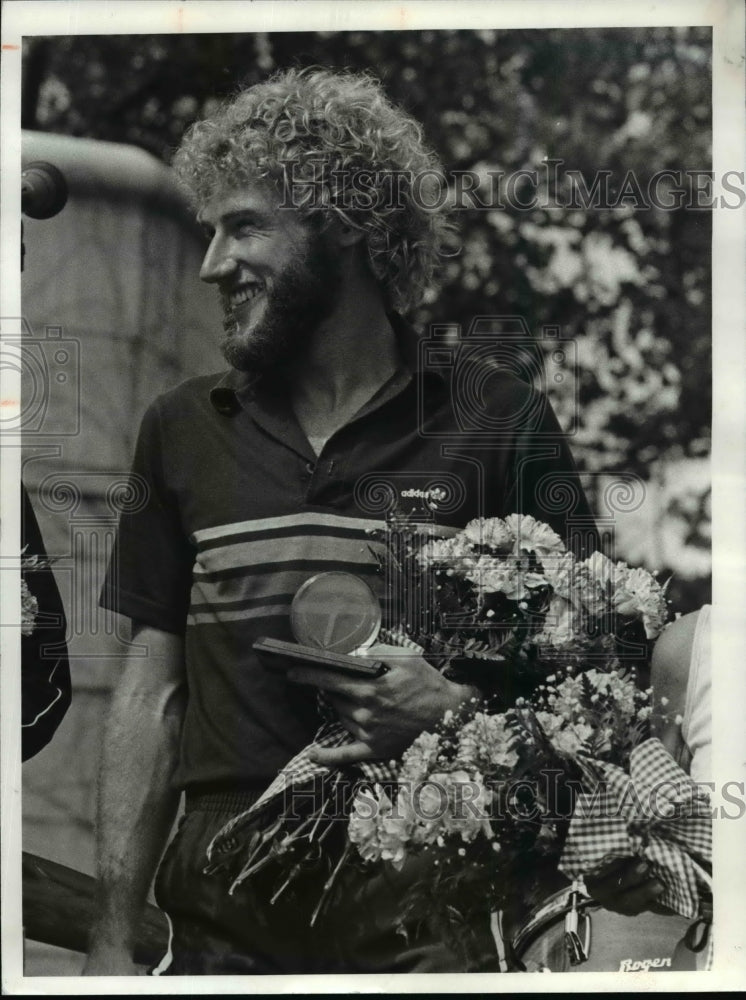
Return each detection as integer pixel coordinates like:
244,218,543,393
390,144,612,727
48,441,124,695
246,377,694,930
502,388,599,558
100,401,194,634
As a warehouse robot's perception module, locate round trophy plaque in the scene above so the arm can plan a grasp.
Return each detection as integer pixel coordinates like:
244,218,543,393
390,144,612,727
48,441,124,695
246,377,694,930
290,571,381,653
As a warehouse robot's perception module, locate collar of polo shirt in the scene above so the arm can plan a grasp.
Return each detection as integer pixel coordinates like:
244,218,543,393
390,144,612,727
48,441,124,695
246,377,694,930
208,312,444,416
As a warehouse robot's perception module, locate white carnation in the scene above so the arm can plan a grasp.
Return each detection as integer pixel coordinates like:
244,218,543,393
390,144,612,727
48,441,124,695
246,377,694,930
504,513,566,558
613,566,668,638
463,517,512,550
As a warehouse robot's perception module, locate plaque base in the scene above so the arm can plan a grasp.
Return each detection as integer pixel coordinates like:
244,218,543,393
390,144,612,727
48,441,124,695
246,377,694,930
254,636,387,678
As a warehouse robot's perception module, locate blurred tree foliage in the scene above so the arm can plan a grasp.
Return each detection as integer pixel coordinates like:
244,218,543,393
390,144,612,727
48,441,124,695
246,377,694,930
22,28,712,534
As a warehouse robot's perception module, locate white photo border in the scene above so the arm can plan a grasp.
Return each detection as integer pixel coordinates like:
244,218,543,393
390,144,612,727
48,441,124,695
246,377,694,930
2,0,744,993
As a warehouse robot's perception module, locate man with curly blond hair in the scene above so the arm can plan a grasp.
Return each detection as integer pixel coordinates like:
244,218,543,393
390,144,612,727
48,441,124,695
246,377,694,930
86,68,594,976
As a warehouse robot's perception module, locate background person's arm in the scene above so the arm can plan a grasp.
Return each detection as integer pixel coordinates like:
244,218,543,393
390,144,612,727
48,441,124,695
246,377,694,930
650,610,700,763
84,623,186,975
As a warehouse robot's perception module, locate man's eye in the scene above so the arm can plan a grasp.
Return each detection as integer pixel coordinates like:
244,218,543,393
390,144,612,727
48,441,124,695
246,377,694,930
234,219,260,235
199,225,215,240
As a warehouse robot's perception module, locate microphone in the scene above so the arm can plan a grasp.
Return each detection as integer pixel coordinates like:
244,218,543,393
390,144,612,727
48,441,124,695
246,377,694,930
22,161,68,220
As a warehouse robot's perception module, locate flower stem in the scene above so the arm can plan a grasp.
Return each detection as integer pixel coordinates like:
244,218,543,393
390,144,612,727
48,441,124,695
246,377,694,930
310,842,352,928
270,864,303,906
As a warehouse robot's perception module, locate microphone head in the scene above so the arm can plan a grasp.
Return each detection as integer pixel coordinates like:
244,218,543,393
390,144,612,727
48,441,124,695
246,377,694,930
21,161,69,219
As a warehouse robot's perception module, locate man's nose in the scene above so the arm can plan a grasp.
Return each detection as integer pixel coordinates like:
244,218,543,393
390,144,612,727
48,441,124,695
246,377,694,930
200,235,238,284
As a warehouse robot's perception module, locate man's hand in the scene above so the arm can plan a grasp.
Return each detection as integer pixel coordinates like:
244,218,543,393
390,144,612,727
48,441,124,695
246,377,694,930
286,643,479,765
584,856,669,916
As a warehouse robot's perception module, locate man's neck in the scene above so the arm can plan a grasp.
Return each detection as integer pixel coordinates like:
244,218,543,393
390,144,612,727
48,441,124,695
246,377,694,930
288,285,401,456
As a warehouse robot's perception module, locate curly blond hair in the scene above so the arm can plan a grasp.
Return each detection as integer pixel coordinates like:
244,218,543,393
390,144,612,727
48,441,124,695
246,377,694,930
172,68,454,313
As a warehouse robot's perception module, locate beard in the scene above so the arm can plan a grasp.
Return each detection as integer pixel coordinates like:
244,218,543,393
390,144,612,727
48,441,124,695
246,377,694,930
219,231,344,374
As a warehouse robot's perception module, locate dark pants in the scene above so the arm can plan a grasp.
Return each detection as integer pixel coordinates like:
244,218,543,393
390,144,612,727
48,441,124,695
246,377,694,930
152,790,499,975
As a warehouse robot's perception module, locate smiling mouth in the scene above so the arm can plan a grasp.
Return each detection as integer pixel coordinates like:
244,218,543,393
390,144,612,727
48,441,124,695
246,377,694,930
227,283,265,309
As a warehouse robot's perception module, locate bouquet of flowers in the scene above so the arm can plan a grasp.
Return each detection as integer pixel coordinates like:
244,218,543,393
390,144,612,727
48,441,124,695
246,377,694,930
367,511,669,699
206,513,674,941
347,667,656,962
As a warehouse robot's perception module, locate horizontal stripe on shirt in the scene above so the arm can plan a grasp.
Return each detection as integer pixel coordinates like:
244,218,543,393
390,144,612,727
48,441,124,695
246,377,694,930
187,605,292,626
193,537,383,577
190,511,387,546
188,514,460,626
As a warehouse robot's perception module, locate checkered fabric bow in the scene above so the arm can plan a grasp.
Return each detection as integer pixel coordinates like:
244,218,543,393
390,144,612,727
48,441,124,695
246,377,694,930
558,737,712,920
205,629,422,888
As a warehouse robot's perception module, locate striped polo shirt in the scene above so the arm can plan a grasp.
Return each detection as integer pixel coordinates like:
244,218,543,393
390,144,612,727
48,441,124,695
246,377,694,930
102,318,596,791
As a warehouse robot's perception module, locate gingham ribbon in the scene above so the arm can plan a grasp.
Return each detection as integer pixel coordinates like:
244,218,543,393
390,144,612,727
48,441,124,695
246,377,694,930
559,738,712,920
206,629,422,872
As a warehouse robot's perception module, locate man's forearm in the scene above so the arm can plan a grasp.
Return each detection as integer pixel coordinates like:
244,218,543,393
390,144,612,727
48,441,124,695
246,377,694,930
88,650,185,961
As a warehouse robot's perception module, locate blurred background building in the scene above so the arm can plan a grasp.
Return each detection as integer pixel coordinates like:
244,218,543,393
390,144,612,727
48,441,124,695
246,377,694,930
20,129,222,973
19,26,712,973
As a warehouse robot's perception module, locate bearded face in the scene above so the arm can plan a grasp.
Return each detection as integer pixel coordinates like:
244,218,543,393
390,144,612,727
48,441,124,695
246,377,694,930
218,227,344,374
197,183,345,375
